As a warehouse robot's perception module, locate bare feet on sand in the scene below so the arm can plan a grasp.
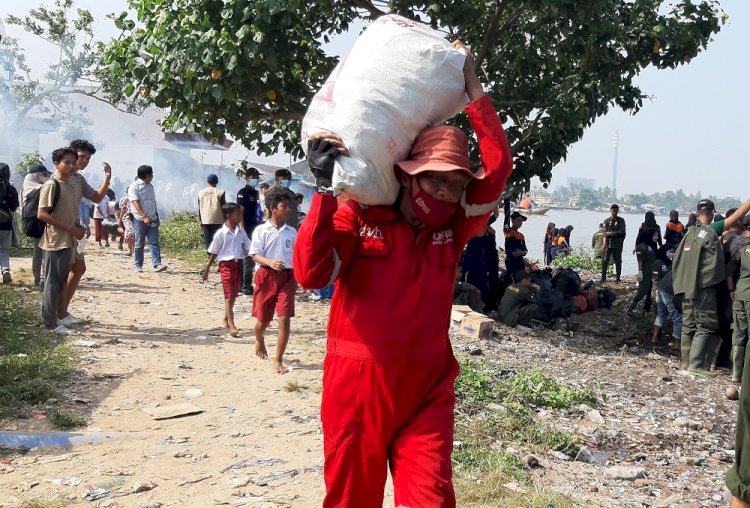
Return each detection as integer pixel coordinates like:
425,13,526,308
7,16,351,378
255,339,268,359
274,360,289,374
229,326,239,337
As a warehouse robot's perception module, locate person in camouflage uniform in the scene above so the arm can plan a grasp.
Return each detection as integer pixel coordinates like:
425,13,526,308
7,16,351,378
673,199,750,374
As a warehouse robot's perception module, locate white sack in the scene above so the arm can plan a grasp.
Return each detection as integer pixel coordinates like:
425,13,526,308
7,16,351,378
301,15,467,205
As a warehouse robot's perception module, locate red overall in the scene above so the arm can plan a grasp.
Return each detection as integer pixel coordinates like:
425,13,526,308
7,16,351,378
293,96,512,508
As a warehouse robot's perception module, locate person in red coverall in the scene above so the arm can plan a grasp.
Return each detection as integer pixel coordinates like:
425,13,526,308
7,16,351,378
293,41,513,508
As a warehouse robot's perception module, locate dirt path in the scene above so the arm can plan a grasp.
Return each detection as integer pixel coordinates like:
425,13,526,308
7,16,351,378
0,247,741,508
1,247,334,507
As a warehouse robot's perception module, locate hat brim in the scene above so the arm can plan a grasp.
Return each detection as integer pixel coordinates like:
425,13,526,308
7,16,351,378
395,160,484,180
511,214,528,222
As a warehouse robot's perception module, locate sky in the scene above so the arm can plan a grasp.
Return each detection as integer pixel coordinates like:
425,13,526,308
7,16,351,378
1,0,747,197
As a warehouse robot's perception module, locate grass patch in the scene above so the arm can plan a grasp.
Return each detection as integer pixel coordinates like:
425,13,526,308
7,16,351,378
47,409,87,430
0,285,79,419
283,380,308,393
160,212,206,269
453,360,590,506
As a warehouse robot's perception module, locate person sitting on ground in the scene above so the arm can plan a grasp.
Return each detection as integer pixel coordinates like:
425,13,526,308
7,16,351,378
250,188,297,374
202,202,251,338
499,271,544,330
0,163,20,284
504,211,528,282
293,42,512,507
665,210,685,248
592,223,605,260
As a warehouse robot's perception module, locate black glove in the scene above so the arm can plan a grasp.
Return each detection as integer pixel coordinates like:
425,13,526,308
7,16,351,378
307,139,340,189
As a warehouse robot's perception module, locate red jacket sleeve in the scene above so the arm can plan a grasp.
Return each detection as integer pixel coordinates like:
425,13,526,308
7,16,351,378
293,193,360,290
455,95,513,254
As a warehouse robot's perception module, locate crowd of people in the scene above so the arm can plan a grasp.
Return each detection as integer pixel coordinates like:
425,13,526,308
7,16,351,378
2,44,750,507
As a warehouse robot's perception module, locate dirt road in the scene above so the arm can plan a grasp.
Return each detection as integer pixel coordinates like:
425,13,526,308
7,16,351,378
1,247,334,507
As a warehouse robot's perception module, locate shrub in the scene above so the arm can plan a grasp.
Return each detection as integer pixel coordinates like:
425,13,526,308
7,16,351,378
551,246,611,273
160,212,203,252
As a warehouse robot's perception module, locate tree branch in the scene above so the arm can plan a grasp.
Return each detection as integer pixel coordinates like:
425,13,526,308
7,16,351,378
511,109,544,156
62,89,142,116
496,4,526,38
349,0,386,19
475,1,508,70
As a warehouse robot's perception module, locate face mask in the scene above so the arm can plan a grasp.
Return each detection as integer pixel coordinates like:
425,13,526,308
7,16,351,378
409,178,457,227
248,179,259,187
280,179,291,189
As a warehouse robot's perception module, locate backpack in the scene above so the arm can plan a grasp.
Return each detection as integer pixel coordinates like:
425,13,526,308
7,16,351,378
22,180,60,238
0,181,12,224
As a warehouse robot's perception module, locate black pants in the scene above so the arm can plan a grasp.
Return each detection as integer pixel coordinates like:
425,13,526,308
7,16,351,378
202,224,222,252
602,247,623,280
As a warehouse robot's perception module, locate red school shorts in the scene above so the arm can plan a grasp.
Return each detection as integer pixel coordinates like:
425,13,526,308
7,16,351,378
218,260,242,300
252,267,297,323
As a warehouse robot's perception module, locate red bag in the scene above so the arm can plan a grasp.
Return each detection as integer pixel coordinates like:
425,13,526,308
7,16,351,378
584,287,598,312
571,294,588,314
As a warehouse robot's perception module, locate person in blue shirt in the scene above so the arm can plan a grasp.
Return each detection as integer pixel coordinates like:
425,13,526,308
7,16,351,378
236,165,262,295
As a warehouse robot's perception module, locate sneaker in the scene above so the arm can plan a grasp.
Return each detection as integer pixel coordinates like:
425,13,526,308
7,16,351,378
154,265,168,272
136,266,143,273
514,324,532,331
59,314,85,327
51,325,76,336
2,271,11,284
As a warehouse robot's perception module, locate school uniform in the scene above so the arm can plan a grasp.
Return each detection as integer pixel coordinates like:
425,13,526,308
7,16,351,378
207,224,251,300
250,221,297,322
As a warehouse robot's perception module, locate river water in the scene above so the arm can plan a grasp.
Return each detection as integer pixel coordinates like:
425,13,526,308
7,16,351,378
493,210,670,275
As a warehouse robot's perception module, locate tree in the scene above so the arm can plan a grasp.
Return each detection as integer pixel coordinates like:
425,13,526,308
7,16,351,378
14,152,43,179
101,0,724,193
0,0,146,163
577,188,601,209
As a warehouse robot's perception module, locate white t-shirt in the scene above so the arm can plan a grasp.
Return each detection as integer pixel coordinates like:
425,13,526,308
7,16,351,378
207,224,251,261
93,195,110,219
250,221,297,270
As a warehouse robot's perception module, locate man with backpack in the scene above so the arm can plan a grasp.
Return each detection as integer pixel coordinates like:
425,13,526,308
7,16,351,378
0,163,20,284
21,162,52,286
37,148,86,335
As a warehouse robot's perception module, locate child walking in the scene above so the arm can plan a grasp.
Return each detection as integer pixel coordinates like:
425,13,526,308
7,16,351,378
250,188,297,374
202,202,250,337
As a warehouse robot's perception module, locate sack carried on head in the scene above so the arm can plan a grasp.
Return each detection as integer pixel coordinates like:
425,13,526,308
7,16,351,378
301,15,467,205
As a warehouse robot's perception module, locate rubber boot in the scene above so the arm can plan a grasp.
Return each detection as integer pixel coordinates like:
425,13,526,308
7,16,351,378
680,336,692,370
733,346,745,383
707,335,722,371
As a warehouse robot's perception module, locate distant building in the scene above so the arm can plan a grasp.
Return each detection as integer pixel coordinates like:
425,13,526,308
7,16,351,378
567,177,596,190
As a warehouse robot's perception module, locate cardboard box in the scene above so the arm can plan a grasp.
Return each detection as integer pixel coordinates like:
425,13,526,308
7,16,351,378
459,314,495,339
451,305,473,323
